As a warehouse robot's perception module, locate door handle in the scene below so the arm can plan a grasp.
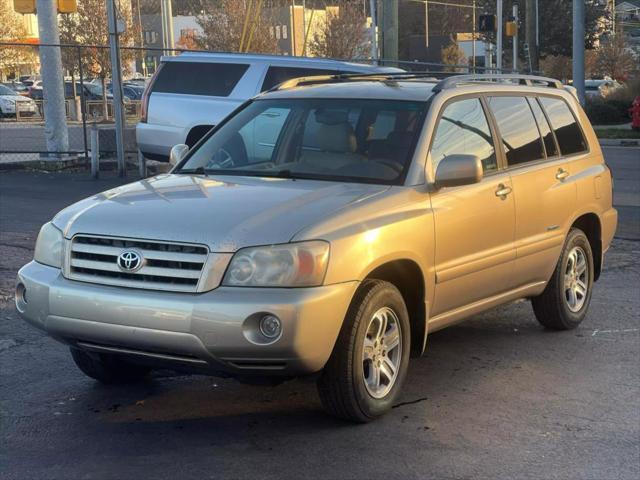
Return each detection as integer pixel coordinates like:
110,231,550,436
556,168,570,181
495,184,512,199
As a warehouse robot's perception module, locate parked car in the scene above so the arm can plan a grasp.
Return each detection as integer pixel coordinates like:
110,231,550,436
16,73,617,422
0,84,37,117
2,81,30,96
585,78,621,98
136,52,402,161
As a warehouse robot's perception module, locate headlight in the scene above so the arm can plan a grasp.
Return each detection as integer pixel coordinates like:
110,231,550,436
222,241,329,287
34,222,64,268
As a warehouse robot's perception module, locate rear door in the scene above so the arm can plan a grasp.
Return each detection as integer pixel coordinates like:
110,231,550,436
486,95,576,288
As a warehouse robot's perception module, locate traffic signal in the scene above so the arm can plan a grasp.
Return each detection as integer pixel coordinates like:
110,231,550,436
58,0,77,14
478,14,496,33
13,0,35,14
12,0,77,14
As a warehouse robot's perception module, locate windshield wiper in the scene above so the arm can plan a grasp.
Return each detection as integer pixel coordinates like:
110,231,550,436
177,166,208,176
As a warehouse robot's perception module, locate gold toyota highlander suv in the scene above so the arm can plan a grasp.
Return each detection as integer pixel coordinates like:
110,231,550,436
16,74,617,422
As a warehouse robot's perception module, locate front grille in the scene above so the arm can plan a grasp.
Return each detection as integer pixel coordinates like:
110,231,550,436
66,234,209,292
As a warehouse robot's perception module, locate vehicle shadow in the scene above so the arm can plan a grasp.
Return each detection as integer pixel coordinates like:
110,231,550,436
65,300,574,450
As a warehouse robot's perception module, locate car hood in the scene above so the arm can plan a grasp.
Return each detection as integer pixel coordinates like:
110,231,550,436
52,174,390,252
0,94,28,102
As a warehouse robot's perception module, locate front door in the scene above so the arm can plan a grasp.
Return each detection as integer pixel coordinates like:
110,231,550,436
428,97,516,316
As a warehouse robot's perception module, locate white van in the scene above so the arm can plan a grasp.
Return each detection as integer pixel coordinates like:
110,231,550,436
136,52,401,161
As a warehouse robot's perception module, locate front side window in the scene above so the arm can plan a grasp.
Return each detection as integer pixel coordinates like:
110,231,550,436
488,96,545,166
539,97,588,156
430,98,497,173
152,62,249,97
178,98,428,185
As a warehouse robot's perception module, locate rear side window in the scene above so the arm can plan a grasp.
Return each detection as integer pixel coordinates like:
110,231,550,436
488,96,544,166
528,97,558,157
152,62,249,97
430,98,497,173
261,66,352,91
539,97,587,156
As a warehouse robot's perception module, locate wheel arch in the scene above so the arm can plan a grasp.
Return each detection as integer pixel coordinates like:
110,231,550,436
363,259,428,357
571,212,602,281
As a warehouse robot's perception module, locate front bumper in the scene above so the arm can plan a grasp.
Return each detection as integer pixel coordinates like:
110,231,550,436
16,261,358,376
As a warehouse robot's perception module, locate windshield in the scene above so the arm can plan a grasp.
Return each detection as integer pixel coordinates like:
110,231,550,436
0,85,16,95
177,98,427,185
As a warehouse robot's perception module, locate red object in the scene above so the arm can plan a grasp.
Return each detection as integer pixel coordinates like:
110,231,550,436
630,96,640,131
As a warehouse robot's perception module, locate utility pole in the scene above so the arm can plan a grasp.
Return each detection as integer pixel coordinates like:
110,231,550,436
573,0,585,105
380,0,398,65
107,0,126,176
369,0,379,63
35,0,69,159
424,0,429,48
160,0,174,54
512,3,518,72
496,0,503,71
472,0,476,72
525,0,539,72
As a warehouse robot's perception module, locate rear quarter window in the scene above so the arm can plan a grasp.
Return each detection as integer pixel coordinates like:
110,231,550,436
539,97,588,156
152,62,249,97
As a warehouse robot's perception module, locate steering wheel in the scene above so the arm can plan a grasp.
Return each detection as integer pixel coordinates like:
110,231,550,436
209,148,234,169
374,159,403,174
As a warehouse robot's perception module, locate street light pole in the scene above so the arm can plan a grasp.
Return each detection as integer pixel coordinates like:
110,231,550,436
573,0,586,105
497,0,503,71
512,3,518,72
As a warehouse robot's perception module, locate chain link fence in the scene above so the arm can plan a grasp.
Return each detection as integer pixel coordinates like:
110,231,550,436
1,41,505,171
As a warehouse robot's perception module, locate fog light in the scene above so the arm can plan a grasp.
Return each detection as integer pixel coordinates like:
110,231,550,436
259,314,282,339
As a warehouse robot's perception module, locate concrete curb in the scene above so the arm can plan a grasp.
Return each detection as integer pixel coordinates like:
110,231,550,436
599,138,640,147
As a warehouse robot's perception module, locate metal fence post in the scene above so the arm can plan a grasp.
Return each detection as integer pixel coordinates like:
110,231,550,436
138,150,146,178
91,123,99,179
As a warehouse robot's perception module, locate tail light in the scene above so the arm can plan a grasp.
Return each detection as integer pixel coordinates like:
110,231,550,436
140,63,163,123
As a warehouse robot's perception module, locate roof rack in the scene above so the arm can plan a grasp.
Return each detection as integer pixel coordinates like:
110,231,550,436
269,71,451,92
432,74,563,92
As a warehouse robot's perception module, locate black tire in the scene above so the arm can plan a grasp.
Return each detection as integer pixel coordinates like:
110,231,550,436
317,280,411,422
70,348,151,384
532,228,594,330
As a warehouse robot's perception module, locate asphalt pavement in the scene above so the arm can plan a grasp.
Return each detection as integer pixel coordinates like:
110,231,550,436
0,146,638,480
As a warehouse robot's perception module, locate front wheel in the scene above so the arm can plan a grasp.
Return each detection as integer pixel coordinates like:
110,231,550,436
531,228,594,330
317,280,411,422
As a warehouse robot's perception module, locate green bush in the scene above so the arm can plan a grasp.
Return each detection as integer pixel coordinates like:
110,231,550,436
585,100,627,125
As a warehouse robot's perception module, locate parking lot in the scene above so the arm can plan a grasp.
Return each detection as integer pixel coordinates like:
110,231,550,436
0,146,638,479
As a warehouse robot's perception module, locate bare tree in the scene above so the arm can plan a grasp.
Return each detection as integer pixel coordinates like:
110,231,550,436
441,40,467,72
58,0,138,118
308,1,367,59
195,0,278,54
596,36,636,81
0,0,37,80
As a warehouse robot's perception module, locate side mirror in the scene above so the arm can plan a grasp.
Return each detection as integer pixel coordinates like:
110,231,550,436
169,144,189,167
434,154,483,188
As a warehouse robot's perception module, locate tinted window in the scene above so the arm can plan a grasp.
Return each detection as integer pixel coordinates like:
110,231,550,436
528,97,558,157
539,97,587,156
488,96,544,166
430,98,497,173
153,62,249,97
261,66,353,91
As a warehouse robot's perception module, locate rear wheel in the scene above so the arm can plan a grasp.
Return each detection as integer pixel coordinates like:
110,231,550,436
317,280,411,422
70,348,150,384
532,228,594,330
